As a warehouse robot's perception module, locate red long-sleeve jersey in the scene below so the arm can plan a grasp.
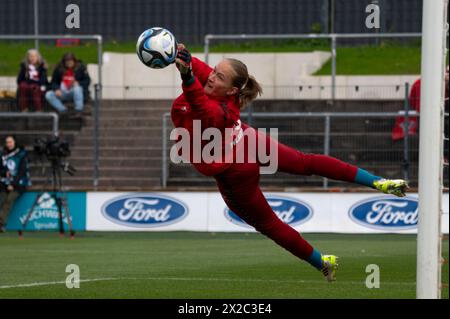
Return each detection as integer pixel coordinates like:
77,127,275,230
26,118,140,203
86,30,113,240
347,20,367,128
409,79,421,112
171,57,243,176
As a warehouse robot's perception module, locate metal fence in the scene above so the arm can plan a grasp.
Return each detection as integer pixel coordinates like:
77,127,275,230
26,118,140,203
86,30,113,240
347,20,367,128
204,33,422,100
161,110,426,189
2,75,432,191
2,82,445,191
0,112,59,136
86,84,412,100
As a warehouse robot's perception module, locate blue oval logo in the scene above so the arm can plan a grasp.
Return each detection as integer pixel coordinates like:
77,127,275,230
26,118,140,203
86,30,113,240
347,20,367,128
349,196,418,230
224,195,313,228
101,194,188,228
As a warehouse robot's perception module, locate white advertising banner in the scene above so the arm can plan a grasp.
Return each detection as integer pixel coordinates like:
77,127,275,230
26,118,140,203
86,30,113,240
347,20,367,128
87,192,449,234
87,192,208,231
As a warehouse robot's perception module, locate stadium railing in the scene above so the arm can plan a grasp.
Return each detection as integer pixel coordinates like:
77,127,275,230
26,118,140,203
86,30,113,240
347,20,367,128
161,110,421,189
203,33,423,100
0,112,59,136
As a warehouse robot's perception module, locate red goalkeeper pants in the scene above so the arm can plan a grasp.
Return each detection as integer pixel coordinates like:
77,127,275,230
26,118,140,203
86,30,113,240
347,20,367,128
18,82,43,111
214,127,358,261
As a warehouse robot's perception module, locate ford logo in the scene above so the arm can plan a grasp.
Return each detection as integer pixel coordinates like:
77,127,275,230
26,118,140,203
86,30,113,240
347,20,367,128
224,195,313,228
349,196,418,230
101,194,188,228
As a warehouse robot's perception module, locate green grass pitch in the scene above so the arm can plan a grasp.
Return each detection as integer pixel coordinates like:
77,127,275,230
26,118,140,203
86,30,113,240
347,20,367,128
0,232,448,299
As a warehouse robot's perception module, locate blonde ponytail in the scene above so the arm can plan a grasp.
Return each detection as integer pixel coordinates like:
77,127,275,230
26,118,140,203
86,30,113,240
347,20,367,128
239,75,262,109
226,58,263,109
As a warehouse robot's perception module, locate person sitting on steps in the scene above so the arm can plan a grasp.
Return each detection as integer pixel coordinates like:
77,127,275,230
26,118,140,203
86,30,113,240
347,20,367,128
45,52,91,117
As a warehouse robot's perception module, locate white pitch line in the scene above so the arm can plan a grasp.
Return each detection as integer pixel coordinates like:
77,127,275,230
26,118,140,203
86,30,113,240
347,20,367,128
131,276,416,286
0,276,416,289
0,277,120,289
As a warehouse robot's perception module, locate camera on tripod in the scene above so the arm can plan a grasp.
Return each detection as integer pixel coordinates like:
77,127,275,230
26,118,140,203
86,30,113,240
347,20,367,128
33,136,76,176
20,135,77,238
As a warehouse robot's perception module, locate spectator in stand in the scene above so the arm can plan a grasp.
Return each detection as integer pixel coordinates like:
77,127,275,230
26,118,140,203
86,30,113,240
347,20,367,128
0,135,31,233
17,49,48,112
392,66,449,141
391,79,420,141
408,77,422,112
45,52,90,117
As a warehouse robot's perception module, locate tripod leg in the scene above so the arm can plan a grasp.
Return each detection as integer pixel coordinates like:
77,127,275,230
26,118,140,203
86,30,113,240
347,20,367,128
55,195,65,237
19,193,42,238
62,198,75,239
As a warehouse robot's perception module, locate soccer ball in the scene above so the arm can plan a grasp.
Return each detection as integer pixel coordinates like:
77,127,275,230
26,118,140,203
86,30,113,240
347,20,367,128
136,27,177,69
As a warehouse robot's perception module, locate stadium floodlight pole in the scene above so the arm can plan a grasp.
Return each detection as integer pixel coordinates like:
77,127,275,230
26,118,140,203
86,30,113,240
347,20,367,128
331,35,337,101
34,0,39,50
204,36,210,65
323,115,331,188
162,113,169,188
416,0,447,299
94,35,103,189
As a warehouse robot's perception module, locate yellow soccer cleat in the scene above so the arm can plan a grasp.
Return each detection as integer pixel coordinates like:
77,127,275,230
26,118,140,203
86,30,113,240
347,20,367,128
373,179,409,197
321,255,339,282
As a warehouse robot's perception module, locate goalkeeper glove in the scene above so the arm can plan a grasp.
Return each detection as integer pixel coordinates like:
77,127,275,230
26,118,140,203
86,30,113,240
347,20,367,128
176,45,194,85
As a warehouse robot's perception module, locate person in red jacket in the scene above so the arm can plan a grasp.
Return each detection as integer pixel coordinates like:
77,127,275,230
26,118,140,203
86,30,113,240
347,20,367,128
392,66,449,141
392,79,421,141
171,44,408,282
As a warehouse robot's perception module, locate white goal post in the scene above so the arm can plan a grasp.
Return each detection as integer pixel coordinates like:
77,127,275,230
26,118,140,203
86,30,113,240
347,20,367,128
416,0,448,299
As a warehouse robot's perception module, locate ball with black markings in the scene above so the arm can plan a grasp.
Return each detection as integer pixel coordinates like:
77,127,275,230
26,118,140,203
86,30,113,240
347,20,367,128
136,27,178,69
